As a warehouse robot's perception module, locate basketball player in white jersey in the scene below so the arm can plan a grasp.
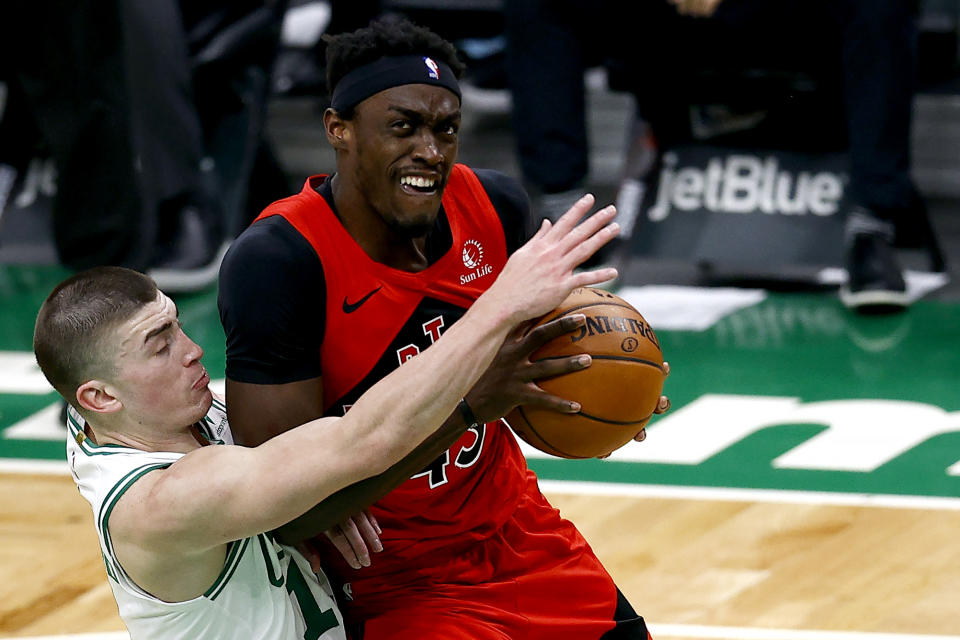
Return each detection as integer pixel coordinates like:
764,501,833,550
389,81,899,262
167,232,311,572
32,198,619,640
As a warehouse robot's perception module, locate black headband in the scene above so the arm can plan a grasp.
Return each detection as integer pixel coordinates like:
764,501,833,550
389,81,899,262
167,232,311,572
330,55,461,112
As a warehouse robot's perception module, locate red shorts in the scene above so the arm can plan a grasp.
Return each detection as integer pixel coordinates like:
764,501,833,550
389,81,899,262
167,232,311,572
345,477,650,640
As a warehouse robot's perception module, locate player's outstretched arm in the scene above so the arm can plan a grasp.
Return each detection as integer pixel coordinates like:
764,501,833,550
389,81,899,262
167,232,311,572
273,313,591,548
113,195,623,556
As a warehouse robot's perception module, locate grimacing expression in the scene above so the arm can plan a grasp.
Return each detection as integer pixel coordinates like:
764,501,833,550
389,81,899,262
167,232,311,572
106,293,211,430
348,84,461,237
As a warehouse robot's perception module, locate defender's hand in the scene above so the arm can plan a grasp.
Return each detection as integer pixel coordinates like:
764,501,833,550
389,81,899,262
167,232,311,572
322,509,382,570
490,194,620,325
466,314,591,424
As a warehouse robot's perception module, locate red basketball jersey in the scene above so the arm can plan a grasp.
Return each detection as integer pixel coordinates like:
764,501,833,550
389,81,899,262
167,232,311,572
254,164,532,595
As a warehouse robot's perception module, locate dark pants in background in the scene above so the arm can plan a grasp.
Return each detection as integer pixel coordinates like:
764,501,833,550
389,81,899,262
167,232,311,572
12,0,209,271
506,0,920,218
9,0,286,273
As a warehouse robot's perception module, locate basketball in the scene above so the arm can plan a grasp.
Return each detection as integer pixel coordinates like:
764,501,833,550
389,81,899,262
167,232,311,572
505,287,666,459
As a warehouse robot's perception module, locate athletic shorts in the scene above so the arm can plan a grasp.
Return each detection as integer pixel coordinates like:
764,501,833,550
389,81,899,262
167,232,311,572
344,477,651,640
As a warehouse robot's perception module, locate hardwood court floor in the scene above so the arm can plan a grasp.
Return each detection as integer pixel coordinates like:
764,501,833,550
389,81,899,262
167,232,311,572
0,474,117,637
552,493,960,638
2,472,958,638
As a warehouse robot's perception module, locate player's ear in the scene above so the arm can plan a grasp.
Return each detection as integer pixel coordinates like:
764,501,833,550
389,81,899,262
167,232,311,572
76,380,123,415
324,108,351,150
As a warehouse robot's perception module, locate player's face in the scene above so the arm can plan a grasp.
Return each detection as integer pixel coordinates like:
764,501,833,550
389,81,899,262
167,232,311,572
108,292,212,431
347,84,460,237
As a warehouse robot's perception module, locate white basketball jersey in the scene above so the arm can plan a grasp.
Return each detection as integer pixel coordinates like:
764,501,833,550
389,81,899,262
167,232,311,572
65,398,345,640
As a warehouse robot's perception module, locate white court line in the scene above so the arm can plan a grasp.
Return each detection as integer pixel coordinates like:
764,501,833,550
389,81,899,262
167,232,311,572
4,459,960,511
0,459,72,475
4,625,959,640
537,480,960,511
649,625,960,640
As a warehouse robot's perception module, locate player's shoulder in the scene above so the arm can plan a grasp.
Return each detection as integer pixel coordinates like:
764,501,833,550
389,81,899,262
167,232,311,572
225,215,314,267
259,184,318,217
219,214,323,304
217,209,328,375
468,168,527,208
461,167,531,252
68,431,179,516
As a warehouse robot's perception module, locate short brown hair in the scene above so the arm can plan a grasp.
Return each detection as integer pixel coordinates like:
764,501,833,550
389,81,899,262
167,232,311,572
34,266,158,405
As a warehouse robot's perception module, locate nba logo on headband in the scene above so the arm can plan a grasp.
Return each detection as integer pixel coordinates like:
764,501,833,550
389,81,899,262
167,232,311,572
423,57,440,79
330,55,461,111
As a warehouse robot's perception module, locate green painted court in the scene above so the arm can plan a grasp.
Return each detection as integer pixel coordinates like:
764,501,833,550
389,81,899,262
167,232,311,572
3,264,958,505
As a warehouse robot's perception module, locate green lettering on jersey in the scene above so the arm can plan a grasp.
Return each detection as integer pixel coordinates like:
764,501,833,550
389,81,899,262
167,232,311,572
260,535,339,639
258,534,285,587
285,560,339,640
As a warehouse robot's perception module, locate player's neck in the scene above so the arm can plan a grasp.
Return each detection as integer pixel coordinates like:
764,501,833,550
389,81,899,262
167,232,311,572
370,235,430,272
331,174,430,271
90,417,205,454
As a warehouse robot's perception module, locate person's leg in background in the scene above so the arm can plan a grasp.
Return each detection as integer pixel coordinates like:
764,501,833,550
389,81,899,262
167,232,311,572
504,0,591,222
123,0,225,285
832,0,922,311
672,0,925,311
14,0,152,271
605,1,700,235
181,0,292,250
608,0,931,312
13,0,224,281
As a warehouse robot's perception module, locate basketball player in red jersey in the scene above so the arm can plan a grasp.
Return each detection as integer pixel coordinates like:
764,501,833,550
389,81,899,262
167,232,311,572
218,16,666,640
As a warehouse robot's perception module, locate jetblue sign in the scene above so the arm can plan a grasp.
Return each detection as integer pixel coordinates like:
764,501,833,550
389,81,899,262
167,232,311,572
625,145,849,280
649,152,844,220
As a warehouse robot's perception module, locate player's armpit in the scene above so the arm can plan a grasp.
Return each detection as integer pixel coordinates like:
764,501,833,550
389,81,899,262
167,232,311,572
225,376,325,446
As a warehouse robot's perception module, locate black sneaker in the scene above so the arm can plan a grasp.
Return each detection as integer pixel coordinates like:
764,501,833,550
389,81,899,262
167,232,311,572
840,231,909,313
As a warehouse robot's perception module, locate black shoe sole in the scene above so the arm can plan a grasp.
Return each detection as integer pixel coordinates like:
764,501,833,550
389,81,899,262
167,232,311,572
840,286,909,314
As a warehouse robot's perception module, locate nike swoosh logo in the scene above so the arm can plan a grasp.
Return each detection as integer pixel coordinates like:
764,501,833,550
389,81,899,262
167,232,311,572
342,287,382,313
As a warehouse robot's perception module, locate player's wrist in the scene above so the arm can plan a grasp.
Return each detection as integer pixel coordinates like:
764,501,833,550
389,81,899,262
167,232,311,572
457,398,480,430
470,291,521,332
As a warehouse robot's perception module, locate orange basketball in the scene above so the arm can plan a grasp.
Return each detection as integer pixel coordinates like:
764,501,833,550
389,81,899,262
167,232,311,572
505,287,666,459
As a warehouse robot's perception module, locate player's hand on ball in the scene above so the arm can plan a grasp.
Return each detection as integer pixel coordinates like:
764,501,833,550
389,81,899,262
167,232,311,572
491,194,620,324
465,314,592,423
505,288,665,459
647,360,672,430
633,391,672,442
598,362,671,458
323,509,382,570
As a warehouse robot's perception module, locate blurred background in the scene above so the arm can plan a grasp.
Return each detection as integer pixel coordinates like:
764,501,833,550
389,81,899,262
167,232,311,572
0,1,959,639
2,0,959,292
